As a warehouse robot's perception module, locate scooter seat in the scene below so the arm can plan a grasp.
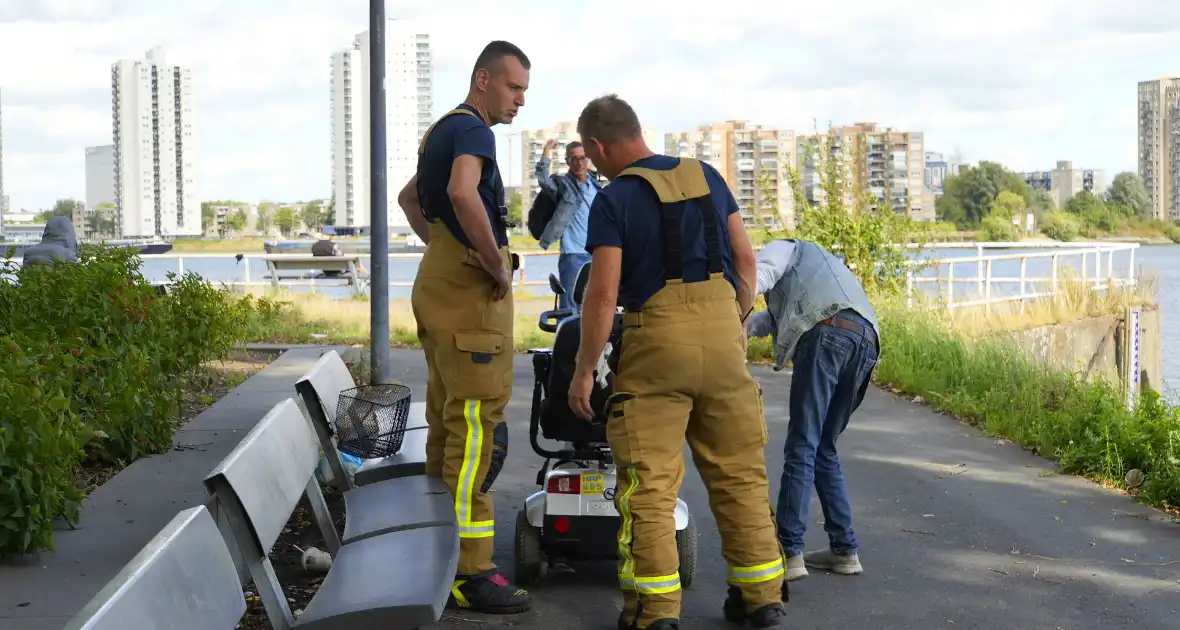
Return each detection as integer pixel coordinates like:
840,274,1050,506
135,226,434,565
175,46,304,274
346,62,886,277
537,314,613,444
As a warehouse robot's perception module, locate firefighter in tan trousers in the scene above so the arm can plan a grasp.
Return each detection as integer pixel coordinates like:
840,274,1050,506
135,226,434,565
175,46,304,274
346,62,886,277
396,40,532,615
568,94,788,630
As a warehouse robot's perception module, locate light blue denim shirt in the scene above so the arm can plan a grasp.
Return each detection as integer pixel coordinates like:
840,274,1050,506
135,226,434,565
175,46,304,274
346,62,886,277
747,239,879,370
747,240,797,338
534,156,601,252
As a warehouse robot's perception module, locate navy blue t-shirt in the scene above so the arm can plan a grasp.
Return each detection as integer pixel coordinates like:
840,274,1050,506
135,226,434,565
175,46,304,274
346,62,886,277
417,104,508,250
585,155,740,309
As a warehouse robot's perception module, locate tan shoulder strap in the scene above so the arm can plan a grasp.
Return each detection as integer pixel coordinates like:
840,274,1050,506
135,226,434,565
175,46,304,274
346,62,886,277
417,108,482,154
615,157,725,285
617,158,712,202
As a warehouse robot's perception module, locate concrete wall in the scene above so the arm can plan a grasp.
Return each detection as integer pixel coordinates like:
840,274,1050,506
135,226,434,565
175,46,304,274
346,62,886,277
1008,305,1163,398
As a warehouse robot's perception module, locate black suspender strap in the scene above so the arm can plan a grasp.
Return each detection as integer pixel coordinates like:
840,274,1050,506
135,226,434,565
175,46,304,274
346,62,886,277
659,192,724,282
661,202,684,281
699,193,724,275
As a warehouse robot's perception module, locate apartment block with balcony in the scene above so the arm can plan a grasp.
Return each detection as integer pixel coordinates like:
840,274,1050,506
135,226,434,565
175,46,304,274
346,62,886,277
665,120,796,229
795,123,931,222
1138,77,1180,220
1018,160,1107,210
519,122,660,215
111,47,200,237
331,20,432,233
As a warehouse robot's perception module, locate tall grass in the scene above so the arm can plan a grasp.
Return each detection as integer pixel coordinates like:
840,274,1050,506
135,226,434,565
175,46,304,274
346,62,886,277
873,295,1180,511
922,269,1158,337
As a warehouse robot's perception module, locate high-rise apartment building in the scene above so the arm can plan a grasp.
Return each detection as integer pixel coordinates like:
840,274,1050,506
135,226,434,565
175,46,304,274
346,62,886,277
924,151,948,196
86,145,116,212
1018,160,1107,210
519,121,660,213
84,143,116,238
797,123,932,221
112,47,198,238
331,20,432,232
1138,77,1180,220
665,120,796,230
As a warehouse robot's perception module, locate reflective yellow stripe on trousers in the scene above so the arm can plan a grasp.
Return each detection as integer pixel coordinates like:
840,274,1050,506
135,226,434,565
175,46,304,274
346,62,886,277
457,400,494,538
727,557,785,584
616,465,640,588
614,466,681,594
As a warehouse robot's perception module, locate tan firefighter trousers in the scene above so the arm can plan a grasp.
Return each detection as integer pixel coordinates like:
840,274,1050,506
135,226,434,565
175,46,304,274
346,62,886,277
412,220,514,575
609,275,785,627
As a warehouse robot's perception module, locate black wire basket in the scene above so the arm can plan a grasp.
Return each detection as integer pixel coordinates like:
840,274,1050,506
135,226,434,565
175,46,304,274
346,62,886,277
334,383,412,460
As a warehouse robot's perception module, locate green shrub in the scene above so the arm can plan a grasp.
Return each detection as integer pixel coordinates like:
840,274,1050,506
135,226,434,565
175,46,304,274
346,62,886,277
1165,223,1180,244
0,245,270,555
1041,211,1081,242
0,335,88,555
979,215,1022,241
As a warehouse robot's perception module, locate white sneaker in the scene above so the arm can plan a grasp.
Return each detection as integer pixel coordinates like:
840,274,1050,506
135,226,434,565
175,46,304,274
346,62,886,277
785,554,809,581
803,549,863,576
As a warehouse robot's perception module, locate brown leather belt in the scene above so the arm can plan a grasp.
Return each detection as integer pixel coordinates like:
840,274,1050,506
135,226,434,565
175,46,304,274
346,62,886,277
817,314,878,349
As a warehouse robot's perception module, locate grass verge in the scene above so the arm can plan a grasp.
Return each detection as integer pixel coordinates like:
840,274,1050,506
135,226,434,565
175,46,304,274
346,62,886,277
240,287,559,350
873,295,1180,513
169,237,272,253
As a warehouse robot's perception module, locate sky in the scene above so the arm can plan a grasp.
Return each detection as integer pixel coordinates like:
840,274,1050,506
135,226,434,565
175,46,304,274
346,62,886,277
1,0,1179,211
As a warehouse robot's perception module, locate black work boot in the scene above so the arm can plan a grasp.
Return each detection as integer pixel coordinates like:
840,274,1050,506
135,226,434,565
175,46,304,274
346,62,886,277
722,586,787,627
447,569,530,614
618,613,679,630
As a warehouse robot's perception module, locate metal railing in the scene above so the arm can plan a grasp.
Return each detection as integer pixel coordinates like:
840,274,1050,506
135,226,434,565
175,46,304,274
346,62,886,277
138,250,562,289
904,243,1139,311
138,241,1142,305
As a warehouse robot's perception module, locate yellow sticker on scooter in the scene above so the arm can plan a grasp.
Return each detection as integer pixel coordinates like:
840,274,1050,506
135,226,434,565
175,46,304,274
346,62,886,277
581,473,605,494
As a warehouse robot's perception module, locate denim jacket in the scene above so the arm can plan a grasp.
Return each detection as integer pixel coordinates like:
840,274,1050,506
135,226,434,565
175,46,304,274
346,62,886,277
534,156,602,251
747,239,879,370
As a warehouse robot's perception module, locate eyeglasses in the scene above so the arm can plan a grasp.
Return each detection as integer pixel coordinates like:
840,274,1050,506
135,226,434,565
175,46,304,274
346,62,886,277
567,156,589,162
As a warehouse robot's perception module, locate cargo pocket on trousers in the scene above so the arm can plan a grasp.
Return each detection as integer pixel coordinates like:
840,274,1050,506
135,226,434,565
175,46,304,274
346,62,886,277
755,382,769,446
604,392,639,464
448,331,510,401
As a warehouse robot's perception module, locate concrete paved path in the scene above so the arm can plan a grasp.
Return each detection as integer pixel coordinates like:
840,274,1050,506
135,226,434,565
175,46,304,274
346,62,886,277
382,350,1180,630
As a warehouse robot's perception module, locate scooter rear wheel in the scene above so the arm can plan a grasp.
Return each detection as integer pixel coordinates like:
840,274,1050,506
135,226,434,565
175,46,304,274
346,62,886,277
675,513,698,589
514,507,545,586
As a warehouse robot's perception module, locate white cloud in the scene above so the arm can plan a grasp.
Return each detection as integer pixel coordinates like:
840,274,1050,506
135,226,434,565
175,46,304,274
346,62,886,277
7,105,111,139
1,0,1177,209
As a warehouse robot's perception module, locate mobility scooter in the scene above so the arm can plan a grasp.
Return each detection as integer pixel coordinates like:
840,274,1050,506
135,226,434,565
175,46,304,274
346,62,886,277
514,262,698,587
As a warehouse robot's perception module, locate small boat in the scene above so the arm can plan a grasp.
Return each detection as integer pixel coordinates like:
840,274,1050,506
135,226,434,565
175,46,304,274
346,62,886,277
0,239,173,258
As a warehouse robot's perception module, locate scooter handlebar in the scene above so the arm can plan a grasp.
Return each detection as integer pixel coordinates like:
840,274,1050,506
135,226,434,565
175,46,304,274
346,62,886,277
538,308,574,333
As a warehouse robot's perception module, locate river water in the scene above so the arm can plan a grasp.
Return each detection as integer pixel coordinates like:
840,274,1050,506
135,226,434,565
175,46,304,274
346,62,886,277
137,244,1180,398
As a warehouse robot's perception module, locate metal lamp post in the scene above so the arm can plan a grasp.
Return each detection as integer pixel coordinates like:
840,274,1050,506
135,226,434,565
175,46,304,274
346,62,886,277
368,0,392,384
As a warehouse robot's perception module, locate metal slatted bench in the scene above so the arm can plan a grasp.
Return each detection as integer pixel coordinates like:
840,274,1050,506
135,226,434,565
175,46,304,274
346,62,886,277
202,398,458,630
61,505,247,630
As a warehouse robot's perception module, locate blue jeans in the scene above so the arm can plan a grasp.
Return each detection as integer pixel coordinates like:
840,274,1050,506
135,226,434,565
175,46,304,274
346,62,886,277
557,252,591,311
776,310,879,557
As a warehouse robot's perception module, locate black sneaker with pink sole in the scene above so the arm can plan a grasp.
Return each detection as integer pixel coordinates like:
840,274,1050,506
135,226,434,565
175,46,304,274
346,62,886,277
446,570,531,614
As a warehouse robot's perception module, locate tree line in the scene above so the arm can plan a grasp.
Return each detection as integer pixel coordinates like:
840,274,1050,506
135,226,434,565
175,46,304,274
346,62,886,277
936,162,1163,241
19,198,337,240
